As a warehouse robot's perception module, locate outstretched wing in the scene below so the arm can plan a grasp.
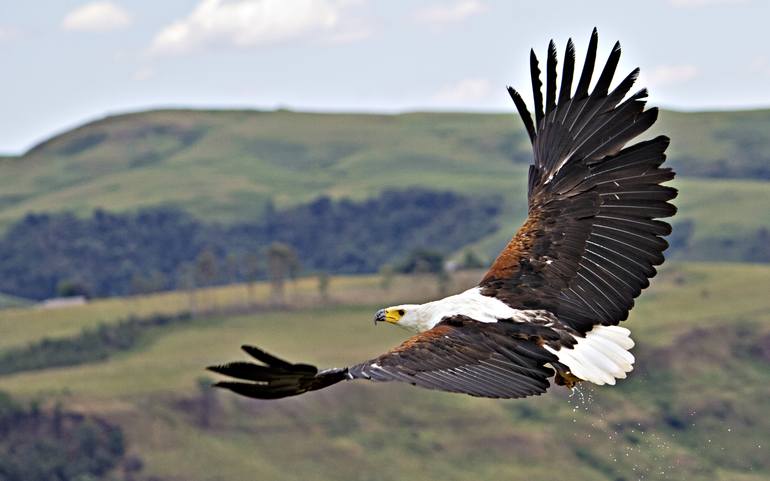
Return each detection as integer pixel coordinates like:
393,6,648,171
349,316,559,398
480,29,677,333
208,317,562,400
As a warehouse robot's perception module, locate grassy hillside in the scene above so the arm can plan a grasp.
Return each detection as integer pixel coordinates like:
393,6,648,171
0,262,768,481
2,105,768,480
0,109,769,258
0,292,31,309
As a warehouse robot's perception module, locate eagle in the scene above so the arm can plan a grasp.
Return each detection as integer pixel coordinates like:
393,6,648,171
208,29,677,400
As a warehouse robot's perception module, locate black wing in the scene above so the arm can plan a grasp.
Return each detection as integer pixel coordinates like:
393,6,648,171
208,345,348,399
208,317,563,400
480,29,677,333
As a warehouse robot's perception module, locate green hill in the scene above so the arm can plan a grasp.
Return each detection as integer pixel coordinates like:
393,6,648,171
0,263,767,481
1,108,769,257
2,107,768,480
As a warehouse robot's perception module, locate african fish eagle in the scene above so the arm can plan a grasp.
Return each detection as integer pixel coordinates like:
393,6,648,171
208,29,677,400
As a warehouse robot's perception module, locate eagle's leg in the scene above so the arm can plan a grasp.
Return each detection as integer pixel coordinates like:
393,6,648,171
552,362,582,389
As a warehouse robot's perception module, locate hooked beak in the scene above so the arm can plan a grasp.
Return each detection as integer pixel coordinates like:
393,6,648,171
374,309,386,325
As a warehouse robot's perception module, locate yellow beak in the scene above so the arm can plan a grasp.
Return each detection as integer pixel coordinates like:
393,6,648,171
374,309,402,324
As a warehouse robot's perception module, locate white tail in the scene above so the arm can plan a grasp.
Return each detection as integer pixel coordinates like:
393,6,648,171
546,325,635,386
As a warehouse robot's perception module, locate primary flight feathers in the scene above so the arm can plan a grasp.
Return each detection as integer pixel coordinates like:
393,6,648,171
208,29,677,400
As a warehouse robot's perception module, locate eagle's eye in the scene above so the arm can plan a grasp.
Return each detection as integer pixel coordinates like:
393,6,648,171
397,309,405,316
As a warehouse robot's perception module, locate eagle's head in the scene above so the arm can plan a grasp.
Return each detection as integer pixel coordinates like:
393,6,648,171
374,304,425,331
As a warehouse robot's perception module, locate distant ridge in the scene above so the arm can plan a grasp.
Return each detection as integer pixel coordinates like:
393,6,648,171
0,108,768,259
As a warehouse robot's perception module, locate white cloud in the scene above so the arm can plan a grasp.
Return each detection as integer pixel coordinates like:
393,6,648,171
414,0,486,24
149,0,365,55
433,78,491,103
61,2,132,32
670,0,749,7
644,65,698,87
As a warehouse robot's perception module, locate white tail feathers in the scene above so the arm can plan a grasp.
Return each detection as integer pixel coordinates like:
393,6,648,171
546,325,635,386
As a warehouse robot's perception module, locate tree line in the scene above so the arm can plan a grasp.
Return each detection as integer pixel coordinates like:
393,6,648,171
0,189,500,300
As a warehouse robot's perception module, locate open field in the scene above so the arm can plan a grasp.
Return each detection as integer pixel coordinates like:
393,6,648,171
1,262,768,481
0,270,484,351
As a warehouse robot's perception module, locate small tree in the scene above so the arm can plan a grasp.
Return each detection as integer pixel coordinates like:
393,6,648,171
224,253,240,285
52,401,64,438
266,242,300,306
317,272,330,303
123,456,144,481
56,279,89,298
195,248,219,311
397,249,445,275
379,264,395,292
129,269,167,295
460,248,486,270
195,249,219,288
178,262,197,317
397,249,450,297
436,268,452,297
196,376,218,429
243,253,262,308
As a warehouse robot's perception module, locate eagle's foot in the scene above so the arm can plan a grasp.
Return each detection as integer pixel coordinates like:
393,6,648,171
553,363,582,389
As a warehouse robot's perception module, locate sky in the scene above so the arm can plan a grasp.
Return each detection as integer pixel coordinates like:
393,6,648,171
1,0,769,153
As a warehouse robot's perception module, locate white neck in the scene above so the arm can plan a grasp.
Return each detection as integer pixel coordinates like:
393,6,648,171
399,287,522,332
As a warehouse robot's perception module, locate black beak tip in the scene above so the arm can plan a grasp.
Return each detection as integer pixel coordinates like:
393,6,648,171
374,309,386,325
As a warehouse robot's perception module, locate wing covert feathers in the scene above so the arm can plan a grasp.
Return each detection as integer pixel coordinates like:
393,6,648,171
349,317,558,399
482,29,677,333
